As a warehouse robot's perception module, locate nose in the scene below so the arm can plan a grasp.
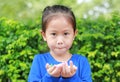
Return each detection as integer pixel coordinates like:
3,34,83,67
57,36,63,45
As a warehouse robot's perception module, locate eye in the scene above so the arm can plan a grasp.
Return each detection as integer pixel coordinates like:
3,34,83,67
64,32,69,36
51,33,56,36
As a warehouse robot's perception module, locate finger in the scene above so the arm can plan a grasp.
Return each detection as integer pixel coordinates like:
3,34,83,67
70,61,73,69
61,62,66,74
73,65,77,72
64,62,70,75
65,62,68,67
52,65,61,74
70,61,74,73
70,61,73,67
46,63,50,69
56,63,63,68
66,66,70,74
47,65,56,73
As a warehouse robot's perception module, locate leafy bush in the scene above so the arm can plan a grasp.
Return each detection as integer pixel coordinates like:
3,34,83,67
0,13,120,82
0,17,48,82
71,12,120,82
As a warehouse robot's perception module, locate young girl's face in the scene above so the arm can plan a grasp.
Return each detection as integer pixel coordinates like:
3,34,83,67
42,16,77,55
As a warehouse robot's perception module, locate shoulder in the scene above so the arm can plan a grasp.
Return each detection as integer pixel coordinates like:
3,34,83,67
71,54,89,64
72,54,91,69
72,54,88,61
33,52,50,60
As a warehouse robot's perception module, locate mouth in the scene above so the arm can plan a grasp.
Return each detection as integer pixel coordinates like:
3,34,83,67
55,47,65,49
56,47,63,49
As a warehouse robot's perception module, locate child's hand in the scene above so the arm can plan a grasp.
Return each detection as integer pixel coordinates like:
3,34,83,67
46,63,62,77
46,61,77,78
61,61,77,78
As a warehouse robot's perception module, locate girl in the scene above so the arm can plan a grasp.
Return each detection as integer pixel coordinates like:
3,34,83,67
28,5,92,82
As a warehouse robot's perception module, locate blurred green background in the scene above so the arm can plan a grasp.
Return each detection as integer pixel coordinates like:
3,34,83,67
0,0,120,82
0,0,120,24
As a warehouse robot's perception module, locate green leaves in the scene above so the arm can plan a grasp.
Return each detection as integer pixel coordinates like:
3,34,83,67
71,12,120,82
0,17,44,81
0,12,120,81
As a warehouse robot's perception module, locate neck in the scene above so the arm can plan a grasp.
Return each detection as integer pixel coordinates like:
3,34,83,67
50,51,72,62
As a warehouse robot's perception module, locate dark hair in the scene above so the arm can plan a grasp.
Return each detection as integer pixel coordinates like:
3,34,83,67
42,5,76,32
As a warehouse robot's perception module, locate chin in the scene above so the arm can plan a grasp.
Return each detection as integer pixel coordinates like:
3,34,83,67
54,51,68,55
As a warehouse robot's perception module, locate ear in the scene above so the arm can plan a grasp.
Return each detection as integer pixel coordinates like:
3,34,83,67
74,29,78,39
40,30,47,41
72,29,78,40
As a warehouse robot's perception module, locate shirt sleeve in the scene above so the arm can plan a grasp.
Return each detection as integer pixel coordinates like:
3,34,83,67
80,57,92,82
28,55,59,82
60,74,83,82
60,56,92,82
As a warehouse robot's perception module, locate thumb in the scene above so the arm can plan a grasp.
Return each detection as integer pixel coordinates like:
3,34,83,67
46,63,50,69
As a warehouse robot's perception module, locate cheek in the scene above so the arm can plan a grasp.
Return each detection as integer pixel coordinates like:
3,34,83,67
65,39,74,47
46,40,55,48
